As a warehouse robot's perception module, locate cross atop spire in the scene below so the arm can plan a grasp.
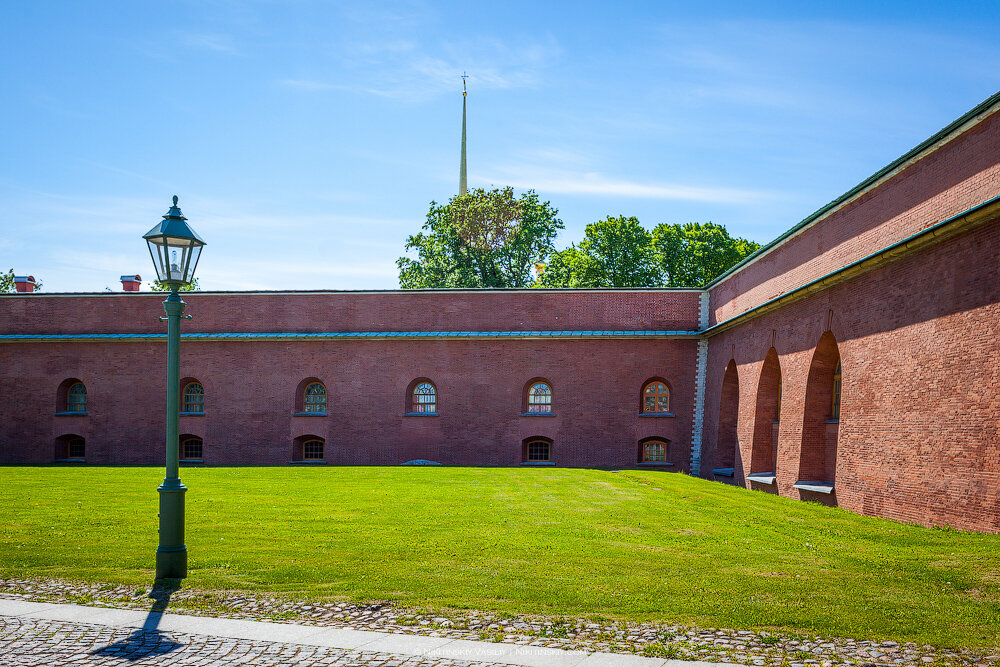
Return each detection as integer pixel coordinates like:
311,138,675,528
459,73,468,195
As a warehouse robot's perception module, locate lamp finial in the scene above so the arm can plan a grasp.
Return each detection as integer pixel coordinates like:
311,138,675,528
172,195,178,206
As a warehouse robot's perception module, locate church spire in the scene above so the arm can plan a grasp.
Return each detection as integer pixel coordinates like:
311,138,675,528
459,73,468,195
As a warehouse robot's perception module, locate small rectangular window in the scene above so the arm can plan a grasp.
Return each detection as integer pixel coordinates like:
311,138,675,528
642,441,666,463
303,440,324,460
526,441,550,462
182,438,202,460
68,439,85,459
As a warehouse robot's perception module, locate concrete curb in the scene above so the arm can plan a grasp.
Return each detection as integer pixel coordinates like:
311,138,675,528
0,597,739,667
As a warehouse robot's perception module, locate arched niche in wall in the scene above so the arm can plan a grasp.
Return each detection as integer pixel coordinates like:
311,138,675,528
795,331,841,501
748,348,781,490
712,360,739,478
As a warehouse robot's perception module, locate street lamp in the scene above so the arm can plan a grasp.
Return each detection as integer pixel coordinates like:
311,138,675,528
143,195,205,580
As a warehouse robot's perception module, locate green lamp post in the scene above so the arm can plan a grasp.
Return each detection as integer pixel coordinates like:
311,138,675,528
143,195,205,580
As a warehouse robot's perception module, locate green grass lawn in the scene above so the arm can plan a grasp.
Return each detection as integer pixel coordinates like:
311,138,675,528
1,466,998,649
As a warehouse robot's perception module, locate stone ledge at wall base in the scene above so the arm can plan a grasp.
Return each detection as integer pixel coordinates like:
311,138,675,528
746,472,777,485
711,468,735,477
793,481,835,494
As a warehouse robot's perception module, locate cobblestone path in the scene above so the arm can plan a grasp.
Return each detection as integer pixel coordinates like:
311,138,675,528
0,616,513,667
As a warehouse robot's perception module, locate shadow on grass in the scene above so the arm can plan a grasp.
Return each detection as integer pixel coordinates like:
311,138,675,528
90,579,184,662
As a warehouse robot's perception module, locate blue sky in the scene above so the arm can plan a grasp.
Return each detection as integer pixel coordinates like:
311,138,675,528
2,1,999,291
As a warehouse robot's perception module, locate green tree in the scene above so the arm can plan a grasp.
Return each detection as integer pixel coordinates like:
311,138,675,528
1,269,42,292
538,216,662,288
150,278,200,292
397,187,563,288
651,222,760,287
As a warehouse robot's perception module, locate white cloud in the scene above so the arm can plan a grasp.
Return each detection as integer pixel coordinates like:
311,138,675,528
280,32,561,102
474,167,775,204
180,32,242,55
279,79,337,92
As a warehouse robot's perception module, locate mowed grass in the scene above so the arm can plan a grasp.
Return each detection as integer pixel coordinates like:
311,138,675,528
1,467,998,649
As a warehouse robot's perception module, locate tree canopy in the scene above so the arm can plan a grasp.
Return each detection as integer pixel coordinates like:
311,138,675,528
396,189,759,289
537,220,759,288
397,187,563,288
537,216,661,288
652,222,760,287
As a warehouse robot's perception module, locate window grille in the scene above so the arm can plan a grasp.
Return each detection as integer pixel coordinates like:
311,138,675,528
527,382,552,413
303,439,324,460
642,440,667,463
413,382,436,413
67,438,85,459
526,440,550,462
643,382,669,413
181,437,203,460
67,383,87,413
183,382,204,413
304,383,326,413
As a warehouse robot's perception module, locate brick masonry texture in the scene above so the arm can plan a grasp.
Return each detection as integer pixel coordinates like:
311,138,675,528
0,292,701,470
0,289,703,336
699,218,1000,533
709,103,1000,327
3,96,1000,533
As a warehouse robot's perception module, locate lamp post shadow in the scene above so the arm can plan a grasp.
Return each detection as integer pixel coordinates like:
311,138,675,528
90,579,184,661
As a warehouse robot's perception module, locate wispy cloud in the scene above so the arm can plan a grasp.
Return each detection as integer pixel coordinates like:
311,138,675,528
478,170,773,204
280,32,561,102
180,32,242,55
279,78,337,92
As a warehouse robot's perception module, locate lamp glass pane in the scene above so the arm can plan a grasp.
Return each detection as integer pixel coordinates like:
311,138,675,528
147,235,204,284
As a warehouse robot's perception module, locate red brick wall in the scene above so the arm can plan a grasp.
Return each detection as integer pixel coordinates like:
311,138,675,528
0,333,699,470
0,289,702,336
700,217,1000,533
709,107,1000,326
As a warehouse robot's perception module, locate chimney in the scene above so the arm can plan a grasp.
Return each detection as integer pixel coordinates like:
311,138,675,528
121,274,142,292
13,276,36,293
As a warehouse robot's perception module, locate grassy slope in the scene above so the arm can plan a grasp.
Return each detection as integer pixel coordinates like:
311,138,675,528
0,466,997,648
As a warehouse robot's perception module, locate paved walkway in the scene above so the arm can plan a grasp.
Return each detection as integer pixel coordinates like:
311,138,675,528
0,598,735,666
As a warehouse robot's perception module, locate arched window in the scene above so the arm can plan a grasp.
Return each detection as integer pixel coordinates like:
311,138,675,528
523,438,551,462
302,438,325,461
67,382,87,413
412,382,437,413
526,382,552,413
181,436,203,460
831,361,842,420
182,382,204,413
642,381,670,413
640,439,668,463
303,383,327,413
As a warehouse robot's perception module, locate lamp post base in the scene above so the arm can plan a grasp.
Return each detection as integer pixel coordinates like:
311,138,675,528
156,480,187,580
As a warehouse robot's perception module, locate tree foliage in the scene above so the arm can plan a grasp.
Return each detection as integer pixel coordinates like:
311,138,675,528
398,187,563,288
652,222,760,287
150,278,200,292
537,220,760,288
538,216,661,288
